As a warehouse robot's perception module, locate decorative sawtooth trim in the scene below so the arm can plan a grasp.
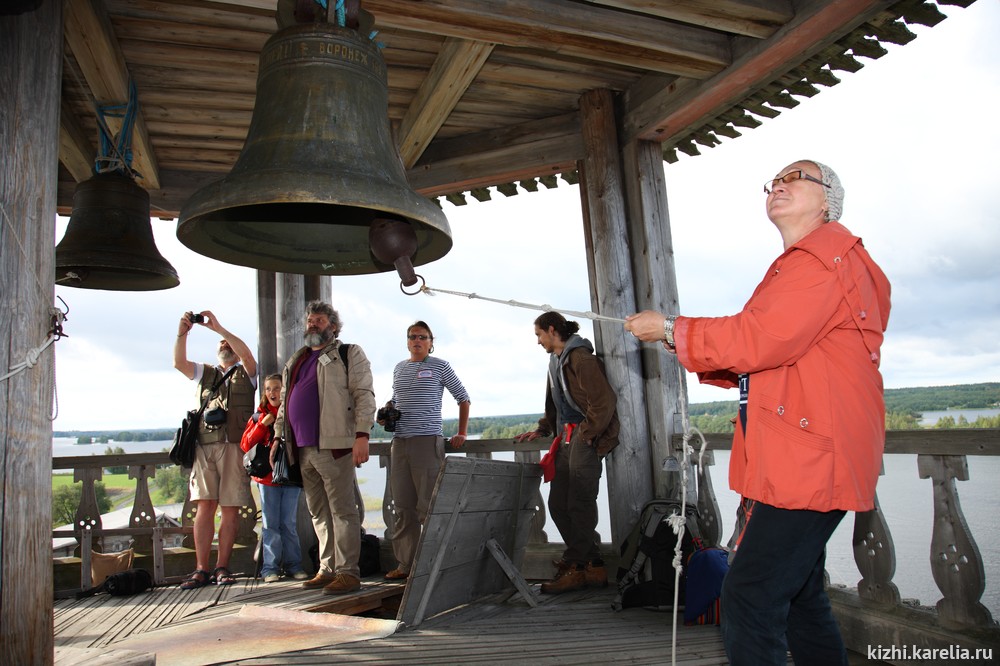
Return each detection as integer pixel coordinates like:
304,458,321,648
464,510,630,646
434,170,582,207
662,0,968,164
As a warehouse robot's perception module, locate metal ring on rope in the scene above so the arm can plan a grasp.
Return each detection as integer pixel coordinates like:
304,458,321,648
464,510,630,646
400,274,426,296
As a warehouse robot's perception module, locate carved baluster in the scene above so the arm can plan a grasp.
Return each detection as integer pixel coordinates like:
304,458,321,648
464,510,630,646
853,491,900,606
917,454,994,629
236,493,258,549
180,472,196,549
693,449,722,548
381,454,396,542
128,463,157,555
515,449,548,544
73,466,103,556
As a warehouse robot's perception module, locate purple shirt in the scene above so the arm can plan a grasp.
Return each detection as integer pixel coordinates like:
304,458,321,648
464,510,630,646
286,349,323,448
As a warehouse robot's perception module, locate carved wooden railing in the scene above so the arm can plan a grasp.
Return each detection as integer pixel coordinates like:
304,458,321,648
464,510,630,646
51,451,258,591
52,429,999,640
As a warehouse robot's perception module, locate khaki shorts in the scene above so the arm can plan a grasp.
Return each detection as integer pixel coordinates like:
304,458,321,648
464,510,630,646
189,442,251,506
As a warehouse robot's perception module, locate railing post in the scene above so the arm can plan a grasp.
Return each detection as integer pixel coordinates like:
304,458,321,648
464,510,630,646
515,449,548,544
73,467,104,556
853,491,900,606
128,463,158,555
917,454,994,629
692,449,722,548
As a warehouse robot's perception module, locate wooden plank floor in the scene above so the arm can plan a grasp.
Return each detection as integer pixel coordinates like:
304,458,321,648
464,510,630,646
56,576,735,664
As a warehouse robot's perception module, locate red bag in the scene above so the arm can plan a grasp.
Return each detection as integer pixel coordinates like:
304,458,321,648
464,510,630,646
539,423,576,483
539,436,560,483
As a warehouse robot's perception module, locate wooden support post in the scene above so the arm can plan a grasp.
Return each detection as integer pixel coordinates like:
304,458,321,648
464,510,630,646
0,11,63,663
620,139,688,500
577,88,654,545
276,273,305,363
256,270,277,376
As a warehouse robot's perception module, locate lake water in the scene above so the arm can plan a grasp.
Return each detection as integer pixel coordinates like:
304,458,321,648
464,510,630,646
919,407,999,426
53,435,998,616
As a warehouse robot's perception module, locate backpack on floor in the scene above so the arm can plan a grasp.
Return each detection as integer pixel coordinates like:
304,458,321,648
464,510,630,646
359,529,381,577
612,499,702,612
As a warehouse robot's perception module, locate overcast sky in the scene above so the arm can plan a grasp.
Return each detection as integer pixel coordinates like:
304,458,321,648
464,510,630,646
51,1,999,431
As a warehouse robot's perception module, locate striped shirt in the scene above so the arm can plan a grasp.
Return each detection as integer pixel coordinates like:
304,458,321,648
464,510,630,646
390,356,470,437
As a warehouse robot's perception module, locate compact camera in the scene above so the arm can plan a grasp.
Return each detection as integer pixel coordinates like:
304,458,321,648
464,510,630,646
189,313,205,323
203,406,228,427
377,405,402,432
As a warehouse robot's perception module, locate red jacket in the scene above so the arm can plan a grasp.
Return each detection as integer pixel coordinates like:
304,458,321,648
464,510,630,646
675,222,891,512
240,402,278,485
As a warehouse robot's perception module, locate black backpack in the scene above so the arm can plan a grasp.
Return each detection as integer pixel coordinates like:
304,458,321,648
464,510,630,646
359,529,381,577
612,499,702,611
77,568,154,598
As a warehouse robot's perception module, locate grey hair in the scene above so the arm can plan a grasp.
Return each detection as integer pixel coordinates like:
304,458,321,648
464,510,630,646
807,160,844,222
304,300,341,336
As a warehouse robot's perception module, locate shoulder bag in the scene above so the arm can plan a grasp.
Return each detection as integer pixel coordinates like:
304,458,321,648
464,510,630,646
169,364,239,467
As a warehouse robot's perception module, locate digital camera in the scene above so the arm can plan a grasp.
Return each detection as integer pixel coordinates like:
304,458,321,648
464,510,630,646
377,405,402,432
189,313,205,323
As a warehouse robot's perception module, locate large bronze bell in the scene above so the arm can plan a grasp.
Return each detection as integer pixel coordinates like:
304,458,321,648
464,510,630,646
177,21,452,276
55,172,179,291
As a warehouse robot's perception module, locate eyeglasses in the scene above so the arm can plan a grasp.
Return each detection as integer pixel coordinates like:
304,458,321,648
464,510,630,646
764,170,830,195
407,334,430,341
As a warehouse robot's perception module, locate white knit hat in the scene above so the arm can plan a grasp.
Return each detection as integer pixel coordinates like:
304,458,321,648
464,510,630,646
810,160,844,221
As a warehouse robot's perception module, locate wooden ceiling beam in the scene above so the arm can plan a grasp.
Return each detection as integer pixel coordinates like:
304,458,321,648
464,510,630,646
63,0,161,189
397,38,495,168
622,0,899,144
58,99,95,184
583,0,792,39
408,112,583,196
364,0,731,78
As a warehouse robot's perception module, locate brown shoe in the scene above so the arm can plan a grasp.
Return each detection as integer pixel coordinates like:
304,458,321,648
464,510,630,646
301,573,335,589
384,568,408,581
322,573,361,595
540,568,586,594
585,562,608,587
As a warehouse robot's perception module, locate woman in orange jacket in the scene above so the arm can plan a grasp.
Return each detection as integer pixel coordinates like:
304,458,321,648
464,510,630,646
627,160,890,666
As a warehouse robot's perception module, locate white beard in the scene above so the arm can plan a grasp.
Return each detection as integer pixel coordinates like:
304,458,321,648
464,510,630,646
218,349,238,366
304,327,335,347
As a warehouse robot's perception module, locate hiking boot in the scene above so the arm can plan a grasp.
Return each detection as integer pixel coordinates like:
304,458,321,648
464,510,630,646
585,561,608,587
322,573,362,595
540,567,586,594
301,572,335,589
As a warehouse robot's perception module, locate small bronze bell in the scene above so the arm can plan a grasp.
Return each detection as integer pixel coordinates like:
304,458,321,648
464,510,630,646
55,172,179,291
178,19,451,277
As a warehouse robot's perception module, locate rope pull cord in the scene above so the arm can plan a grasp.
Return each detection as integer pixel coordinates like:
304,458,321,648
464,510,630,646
400,274,627,325
94,79,140,180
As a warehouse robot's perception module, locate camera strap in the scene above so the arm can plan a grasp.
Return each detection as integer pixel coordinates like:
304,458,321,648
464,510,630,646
196,364,240,418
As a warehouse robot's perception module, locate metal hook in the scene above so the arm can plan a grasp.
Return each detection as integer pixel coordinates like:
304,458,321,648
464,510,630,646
400,274,426,296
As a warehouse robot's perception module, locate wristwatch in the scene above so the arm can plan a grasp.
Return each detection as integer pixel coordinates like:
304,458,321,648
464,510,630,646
663,315,678,348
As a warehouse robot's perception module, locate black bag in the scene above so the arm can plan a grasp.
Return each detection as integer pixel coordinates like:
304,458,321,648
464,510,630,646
243,443,271,478
169,365,239,467
359,530,381,577
270,438,302,487
612,499,702,611
104,568,154,596
169,410,199,467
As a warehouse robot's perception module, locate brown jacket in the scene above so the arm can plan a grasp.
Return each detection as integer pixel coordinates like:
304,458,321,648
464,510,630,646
537,345,620,457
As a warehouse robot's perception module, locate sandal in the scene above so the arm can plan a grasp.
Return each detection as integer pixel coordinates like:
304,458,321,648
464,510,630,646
180,569,210,590
211,566,237,586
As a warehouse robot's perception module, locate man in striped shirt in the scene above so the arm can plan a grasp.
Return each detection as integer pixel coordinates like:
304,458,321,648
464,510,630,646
380,320,470,580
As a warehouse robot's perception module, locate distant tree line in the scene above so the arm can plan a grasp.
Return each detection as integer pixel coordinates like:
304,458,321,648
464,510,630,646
55,383,998,445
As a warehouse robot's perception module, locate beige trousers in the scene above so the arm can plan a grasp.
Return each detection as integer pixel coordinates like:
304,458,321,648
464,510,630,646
299,446,361,578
